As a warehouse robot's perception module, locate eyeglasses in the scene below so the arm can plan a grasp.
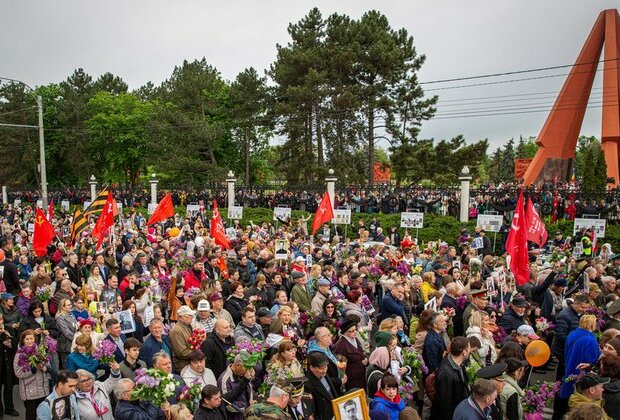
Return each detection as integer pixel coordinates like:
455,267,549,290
325,305,334,309
79,377,93,383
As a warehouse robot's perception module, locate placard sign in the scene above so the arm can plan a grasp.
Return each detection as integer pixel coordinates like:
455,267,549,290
186,204,200,217
61,200,70,212
400,212,424,229
83,201,91,210
273,207,292,221
477,214,503,233
573,218,606,238
227,206,243,220
333,209,352,225
147,203,157,215
13,199,21,207
275,239,290,260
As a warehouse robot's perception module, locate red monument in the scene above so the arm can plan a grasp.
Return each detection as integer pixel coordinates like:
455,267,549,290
522,9,620,185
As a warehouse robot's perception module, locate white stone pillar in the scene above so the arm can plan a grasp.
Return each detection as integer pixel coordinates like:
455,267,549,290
226,171,236,209
459,166,473,223
89,175,97,201
1,186,7,205
150,173,159,205
325,168,337,210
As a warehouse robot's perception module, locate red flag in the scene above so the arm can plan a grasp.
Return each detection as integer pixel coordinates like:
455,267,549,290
32,208,56,257
147,193,175,226
92,193,116,249
525,197,548,247
47,199,54,220
210,200,230,249
506,190,529,286
312,192,334,235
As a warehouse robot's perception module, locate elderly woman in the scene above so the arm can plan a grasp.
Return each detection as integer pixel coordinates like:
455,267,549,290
333,318,368,391
56,298,78,368
466,310,498,366
71,318,105,350
343,289,371,330
74,363,121,420
602,276,617,296
366,345,392,398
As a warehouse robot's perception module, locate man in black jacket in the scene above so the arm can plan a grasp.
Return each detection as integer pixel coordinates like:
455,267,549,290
497,296,528,335
193,384,228,420
0,250,20,296
432,336,471,419
304,352,342,420
201,319,234,380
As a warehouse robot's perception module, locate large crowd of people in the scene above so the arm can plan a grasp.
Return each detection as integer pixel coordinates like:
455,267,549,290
0,199,619,420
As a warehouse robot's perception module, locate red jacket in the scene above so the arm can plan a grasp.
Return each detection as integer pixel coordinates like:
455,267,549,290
183,269,206,291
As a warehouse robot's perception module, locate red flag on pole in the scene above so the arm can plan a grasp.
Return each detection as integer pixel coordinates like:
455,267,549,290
312,192,334,235
92,193,116,249
47,199,54,220
33,208,56,257
525,197,548,248
147,193,175,226
210,200,230,249
506,190,530,286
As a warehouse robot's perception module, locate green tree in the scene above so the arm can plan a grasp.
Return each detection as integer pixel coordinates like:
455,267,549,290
85,92,155,184
500,139,515,181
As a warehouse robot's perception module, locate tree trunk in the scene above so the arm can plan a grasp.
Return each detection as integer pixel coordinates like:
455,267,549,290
368,107,375,186
315,103,324,168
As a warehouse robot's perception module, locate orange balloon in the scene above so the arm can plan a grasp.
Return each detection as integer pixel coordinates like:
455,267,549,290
169,227,180,237
525,340,551,367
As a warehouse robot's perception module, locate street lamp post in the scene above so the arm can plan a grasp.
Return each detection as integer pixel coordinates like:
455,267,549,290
0,77,48,208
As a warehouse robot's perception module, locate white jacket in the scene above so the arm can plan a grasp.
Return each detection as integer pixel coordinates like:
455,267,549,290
466,325,497,365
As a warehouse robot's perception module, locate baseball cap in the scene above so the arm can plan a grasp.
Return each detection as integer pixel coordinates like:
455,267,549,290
576,373,610,391
0,292,15,300
516,325,540,340
197,300,210,311
295,256,306,263
511,296,529,308
177,306,195,317
256,307,273,318
207,292,223,302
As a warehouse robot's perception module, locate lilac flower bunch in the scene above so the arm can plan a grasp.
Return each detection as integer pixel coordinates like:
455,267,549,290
367,265,383,283
158,274,172,294
35,286,51,303
226,338,267,369
398,381,416,400
178,380,202,412
584,307,607,331
183,287,201,299
16,335,57,371
138,273,152,288
401,346,428,382
522,381,561,413
132,368,180,408
492,326,507,345
395,261,411,277
455,294,468,310
92,340,117,365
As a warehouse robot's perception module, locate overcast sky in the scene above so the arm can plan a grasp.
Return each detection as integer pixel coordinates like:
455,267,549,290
1,1,618,152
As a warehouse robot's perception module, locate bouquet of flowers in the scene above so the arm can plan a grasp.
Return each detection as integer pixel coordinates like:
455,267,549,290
92,340,117,365
455,294,468,310
411,265,423,275
16,335,57,370
585,307,607,332
401,346,428,382
492,325,507,345
522,381,561,414
183,287,201,300
396,261,411,277
132,368,181,408
178,381,202,412
138,273,152,289
187,328,206,350
398,381,416,400
35,286,51,303
535,317,555,336
226,338,267,369
367,265,383,283
158,274,172,294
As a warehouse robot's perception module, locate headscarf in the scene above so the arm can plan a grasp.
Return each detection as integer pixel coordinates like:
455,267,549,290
368,346,390,370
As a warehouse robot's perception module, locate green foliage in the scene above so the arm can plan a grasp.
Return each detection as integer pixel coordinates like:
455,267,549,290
581,137,607,200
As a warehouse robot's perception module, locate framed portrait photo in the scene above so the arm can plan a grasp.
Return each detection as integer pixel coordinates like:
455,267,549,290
332,389,370,420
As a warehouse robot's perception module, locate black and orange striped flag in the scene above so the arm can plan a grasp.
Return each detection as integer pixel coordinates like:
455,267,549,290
84,188,109,217
70,209,88,244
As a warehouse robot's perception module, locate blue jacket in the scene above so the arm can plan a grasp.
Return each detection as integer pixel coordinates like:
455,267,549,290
114,400,165,420
371,393,406,420
379,292,408,325
65,352,101,375
559,328,600,398
452,396,492,420
422,329,447,374
139,334,172,368
551,306,581,358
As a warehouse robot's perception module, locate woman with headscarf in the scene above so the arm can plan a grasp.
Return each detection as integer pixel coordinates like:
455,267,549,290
366,345,391,398
333,319,368,391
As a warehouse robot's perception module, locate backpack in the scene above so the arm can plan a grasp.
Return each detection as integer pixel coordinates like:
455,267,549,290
425,372,437,402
